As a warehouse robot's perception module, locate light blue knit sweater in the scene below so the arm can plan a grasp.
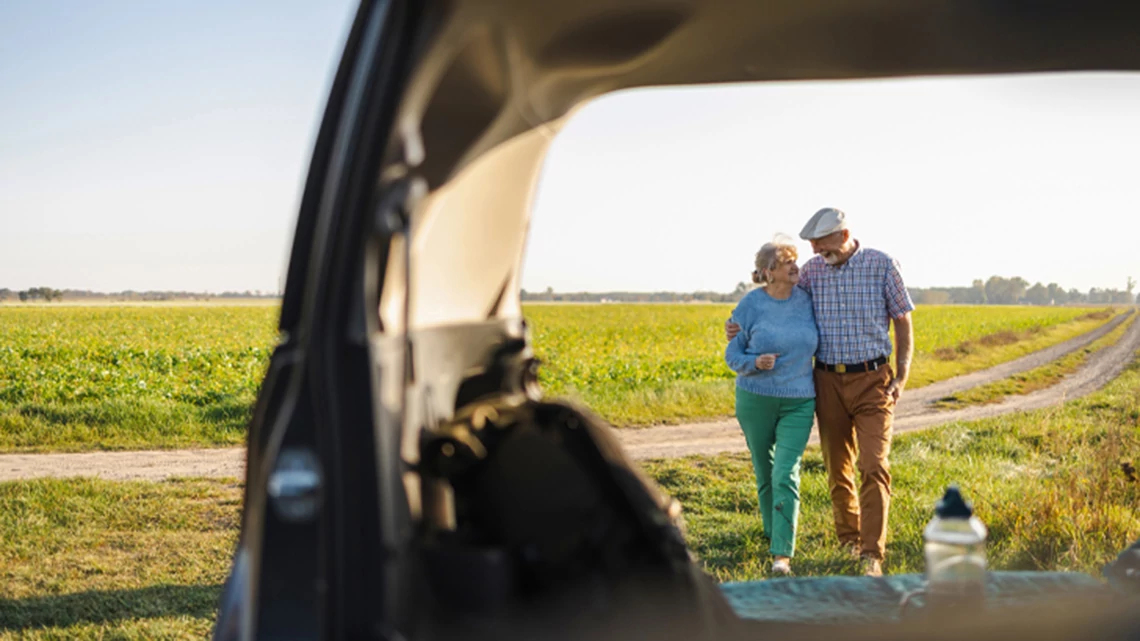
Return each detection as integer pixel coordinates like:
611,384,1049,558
725,287,818,398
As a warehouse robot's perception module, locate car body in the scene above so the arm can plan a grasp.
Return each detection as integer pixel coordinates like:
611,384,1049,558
213,1,1140,639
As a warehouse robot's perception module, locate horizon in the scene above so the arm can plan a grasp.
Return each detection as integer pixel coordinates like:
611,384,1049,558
1,273,1134,299
2,4,1137,294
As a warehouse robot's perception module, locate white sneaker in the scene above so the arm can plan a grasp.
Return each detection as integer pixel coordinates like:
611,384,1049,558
771,558,791,576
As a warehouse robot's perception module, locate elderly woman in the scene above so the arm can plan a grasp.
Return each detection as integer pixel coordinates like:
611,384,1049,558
725,238,819,576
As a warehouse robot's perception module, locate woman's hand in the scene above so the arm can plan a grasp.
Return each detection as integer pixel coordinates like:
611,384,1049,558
725,319,741,341
755,354,778,370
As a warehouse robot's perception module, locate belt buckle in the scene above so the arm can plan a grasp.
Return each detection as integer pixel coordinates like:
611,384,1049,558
835,363,847,374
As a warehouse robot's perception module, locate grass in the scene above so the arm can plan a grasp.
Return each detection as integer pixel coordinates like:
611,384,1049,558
2,356,1139,636
0,398,256,454
530,304,1119,426
933,313,1136,410
642,353,1140,582
903,308,1125,388
0,306,277,452
0,304,1121,451
0,477,241,639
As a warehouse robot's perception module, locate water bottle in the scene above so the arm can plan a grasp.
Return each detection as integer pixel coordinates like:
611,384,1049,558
924,485,988,611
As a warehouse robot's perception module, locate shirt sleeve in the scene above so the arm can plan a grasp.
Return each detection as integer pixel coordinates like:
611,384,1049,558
724,306,756,374
885,257,915,319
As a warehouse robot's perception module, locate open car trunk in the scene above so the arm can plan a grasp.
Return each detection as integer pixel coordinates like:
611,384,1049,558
213,0,1140,639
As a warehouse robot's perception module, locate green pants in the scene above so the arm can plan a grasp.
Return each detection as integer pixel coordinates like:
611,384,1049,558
734,388,815,558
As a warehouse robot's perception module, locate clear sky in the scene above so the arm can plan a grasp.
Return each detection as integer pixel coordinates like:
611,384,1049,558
3,3,1137,295
526,74,1140,295
0,1,357,293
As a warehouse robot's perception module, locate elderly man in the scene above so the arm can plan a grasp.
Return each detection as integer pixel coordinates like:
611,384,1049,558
726,208,914,577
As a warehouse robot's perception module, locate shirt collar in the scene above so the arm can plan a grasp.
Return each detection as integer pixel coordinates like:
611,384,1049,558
829,240,862,271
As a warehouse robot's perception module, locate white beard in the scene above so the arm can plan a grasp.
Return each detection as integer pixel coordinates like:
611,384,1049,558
822,252,841,265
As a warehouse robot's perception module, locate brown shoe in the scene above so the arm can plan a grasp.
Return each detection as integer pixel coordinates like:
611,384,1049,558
861,556,883,577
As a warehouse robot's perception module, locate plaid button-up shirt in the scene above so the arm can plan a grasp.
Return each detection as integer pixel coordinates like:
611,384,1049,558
798,243,914,365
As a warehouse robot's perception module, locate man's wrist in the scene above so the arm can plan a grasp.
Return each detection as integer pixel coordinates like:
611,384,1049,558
895,359,910,378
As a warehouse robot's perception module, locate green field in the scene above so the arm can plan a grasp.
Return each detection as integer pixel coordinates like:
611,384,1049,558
0,303,1120,451
0,306,276,452
528,304,1118,424
2,357,1138,638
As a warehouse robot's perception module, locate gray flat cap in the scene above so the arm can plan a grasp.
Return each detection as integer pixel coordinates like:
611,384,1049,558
799,207,848,240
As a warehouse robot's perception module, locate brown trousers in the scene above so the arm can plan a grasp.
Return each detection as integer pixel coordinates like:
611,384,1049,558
813,366,895,560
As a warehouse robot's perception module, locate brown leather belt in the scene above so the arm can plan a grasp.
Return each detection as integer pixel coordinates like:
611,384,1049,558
814,355,888,374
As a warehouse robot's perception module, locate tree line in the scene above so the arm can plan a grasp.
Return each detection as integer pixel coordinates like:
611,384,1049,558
0,288,282,302
523,277,1139,305
3,279,1135,306
910,276,1137,306
0,287,64,302
521,283,752,304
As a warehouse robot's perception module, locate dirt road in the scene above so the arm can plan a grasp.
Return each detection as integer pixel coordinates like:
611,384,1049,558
621,310,1138,459
1,311,1135,482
